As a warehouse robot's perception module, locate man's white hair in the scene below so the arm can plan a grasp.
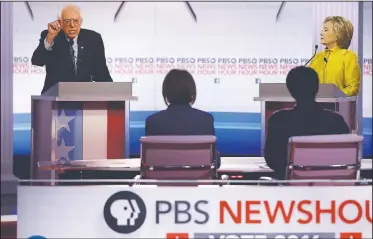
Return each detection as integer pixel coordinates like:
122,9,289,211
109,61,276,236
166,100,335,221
57,4,83,19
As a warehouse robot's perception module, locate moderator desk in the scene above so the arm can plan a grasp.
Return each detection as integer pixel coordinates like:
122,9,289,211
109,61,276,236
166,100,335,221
1,215,17,239
39,157,372,180
39,157,272,172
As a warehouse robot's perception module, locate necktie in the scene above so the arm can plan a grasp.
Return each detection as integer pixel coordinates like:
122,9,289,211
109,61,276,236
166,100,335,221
68,39,77,75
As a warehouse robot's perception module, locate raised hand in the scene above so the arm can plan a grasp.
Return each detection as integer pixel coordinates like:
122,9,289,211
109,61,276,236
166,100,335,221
46,20,62,44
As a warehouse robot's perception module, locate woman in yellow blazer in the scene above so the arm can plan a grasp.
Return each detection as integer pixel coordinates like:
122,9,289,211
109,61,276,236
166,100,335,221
310,16,361,96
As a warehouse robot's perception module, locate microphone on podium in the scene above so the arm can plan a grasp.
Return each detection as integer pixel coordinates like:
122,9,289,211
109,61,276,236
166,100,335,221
303,45,319,66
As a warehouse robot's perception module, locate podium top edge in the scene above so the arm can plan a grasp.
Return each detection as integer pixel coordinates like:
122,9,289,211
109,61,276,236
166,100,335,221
48,82,133,85
31,95,138,101
253,96,357,102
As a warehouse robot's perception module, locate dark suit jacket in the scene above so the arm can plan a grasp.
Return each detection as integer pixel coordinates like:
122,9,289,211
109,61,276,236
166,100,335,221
264,102,350,179
31,29,112,94
145,104,220,168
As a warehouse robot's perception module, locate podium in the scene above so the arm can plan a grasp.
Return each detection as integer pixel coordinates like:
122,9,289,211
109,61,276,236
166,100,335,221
254,83,357,156
30,82,138,180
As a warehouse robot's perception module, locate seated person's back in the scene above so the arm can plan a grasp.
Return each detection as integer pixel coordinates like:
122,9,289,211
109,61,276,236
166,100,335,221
265,66,350,179
145,69,219,167
145,103,214,136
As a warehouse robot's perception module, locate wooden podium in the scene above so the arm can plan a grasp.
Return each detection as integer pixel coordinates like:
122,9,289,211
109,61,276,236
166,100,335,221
30,82,138,180
254,83,357,156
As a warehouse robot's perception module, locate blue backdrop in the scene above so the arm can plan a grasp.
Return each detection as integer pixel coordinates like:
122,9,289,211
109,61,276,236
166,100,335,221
13,112,372,157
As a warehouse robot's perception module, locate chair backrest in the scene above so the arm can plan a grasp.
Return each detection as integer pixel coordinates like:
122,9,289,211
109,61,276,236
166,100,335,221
140,135,217,186
286,134,364,186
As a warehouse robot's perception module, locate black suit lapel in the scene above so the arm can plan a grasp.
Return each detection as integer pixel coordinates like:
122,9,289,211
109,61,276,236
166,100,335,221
56,32,72,62
56,32,76,76
77,31,85,78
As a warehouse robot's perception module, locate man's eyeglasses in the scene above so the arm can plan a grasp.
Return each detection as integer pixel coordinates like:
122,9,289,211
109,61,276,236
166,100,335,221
62,19,82,25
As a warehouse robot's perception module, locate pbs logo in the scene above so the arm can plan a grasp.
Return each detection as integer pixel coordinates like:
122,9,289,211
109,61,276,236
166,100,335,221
103,191,147,234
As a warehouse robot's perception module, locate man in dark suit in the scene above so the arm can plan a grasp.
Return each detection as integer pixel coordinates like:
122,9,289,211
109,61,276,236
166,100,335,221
145,69,220,168
265,66,350,179
31,4,112,94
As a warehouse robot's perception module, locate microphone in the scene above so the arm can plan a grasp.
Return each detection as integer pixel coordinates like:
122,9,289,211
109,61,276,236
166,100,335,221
323,49,330,64
303,45,319,66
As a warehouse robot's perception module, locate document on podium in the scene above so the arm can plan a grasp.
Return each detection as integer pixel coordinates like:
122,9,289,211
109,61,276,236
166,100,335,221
259,163,270,169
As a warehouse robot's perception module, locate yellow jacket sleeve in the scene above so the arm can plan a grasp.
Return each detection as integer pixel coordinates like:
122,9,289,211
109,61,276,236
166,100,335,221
342,52,361,96
309,53,321,69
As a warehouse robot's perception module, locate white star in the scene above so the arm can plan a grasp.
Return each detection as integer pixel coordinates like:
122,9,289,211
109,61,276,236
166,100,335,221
55,110,75,132
52,138,75,161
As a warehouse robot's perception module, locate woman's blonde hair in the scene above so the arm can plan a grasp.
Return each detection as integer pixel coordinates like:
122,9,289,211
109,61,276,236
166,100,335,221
324,16,354,49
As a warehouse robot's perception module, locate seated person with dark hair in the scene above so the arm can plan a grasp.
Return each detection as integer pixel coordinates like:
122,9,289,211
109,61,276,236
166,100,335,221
265,66,350,179
145,69,220,168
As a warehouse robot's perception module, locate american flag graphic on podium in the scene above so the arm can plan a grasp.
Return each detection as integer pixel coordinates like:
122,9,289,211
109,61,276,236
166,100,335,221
51,102,126,161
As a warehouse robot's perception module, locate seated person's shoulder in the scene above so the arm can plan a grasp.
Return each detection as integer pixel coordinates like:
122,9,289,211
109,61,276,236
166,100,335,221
146,110,166,123
321,108,350,132
268,108,293,122
322,108,345,120
191,108,214,121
